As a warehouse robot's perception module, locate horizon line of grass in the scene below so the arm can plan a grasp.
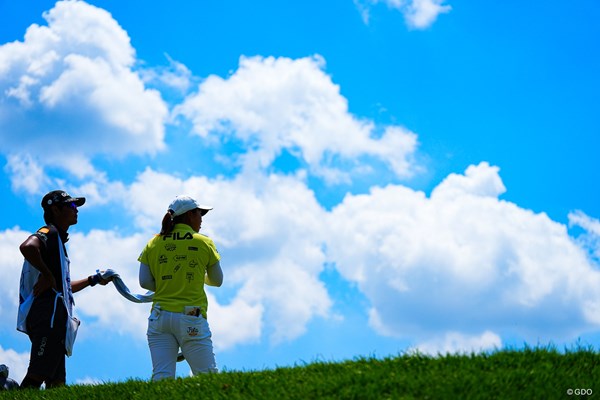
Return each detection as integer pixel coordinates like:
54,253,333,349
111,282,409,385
2,345,599,400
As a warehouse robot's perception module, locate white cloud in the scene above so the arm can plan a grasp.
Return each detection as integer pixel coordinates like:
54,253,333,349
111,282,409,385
68,172,128,207
125,168,202,231
431,162,506,199
68,230,151,340
571,211,600,236
174,55,419,183
0,346,29,384
411,330,502,355
404,0,452,29
0,229,30,384
355,0,451,29
139,54,193,95
4,151,103,197
354,0,372,24
208,293,263,350
0,228,27,333
3,161,600,357
228,260,331,343
0,0,168,178
326,162,600,343
75,376,104,386
569,211,600,262
4,154,49,193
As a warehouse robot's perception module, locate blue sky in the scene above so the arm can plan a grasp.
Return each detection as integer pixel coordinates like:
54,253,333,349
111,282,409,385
0,0,599,385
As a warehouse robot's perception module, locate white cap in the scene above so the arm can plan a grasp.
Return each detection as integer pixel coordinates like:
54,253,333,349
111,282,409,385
168,195,213,217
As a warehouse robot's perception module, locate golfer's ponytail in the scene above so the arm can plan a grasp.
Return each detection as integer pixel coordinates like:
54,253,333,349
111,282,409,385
160,209,188,236
160,210,175,236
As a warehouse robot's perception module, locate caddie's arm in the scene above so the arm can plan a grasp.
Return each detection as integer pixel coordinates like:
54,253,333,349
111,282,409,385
71,271,112,293
205,261,223,287
19,236,57,296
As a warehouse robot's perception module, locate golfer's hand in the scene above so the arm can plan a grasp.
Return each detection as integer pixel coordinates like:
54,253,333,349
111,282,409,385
34,273,57,296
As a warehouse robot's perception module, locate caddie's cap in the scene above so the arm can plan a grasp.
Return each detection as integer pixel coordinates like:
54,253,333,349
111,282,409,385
41,190,86,209
168,195,212,217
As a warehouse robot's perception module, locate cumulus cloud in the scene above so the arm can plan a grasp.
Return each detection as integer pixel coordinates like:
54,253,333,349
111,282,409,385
139,54,194,96
0,228,28,332
569,211,600,262
174,55,419,184
326,162,600,343
4,151,109,196
207,293,263,350
0,228,35,383
113,163,600,350
355,0,451,29
3,161,600,358
68,230,151,339
404,0,452,29
0,0,168,180
411,330,502,355
0,346,29,384
4,154,50,193
75,376,104,386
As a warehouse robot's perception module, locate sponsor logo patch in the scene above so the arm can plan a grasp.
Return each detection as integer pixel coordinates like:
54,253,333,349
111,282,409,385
162,232,193,241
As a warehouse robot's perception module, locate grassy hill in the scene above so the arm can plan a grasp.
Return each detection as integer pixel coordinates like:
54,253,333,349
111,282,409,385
2,346,599,399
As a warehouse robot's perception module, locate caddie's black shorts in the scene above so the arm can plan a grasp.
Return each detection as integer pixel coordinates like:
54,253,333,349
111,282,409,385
26,295,67,383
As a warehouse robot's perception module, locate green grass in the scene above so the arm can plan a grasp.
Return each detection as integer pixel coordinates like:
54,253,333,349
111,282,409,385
2,346,599,399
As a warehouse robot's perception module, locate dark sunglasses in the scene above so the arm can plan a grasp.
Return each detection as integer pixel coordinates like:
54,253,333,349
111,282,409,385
62,202,78,210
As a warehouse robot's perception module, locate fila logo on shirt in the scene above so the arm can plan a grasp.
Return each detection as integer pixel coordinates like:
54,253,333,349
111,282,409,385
162,232,193,241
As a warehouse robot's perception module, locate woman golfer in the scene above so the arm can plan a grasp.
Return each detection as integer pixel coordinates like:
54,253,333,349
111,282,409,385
138,195,223,380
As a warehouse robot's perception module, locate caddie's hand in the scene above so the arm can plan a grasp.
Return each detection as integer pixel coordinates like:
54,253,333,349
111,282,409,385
34,273,57,296
97,270,113,285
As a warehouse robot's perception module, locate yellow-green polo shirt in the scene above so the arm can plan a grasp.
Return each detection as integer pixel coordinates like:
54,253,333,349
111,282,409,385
138,224,220,316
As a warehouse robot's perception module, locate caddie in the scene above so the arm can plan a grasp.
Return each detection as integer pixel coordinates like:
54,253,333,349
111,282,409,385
17,190,112,389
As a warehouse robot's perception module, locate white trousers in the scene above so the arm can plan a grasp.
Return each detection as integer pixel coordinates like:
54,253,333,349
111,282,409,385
147,307,217,381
